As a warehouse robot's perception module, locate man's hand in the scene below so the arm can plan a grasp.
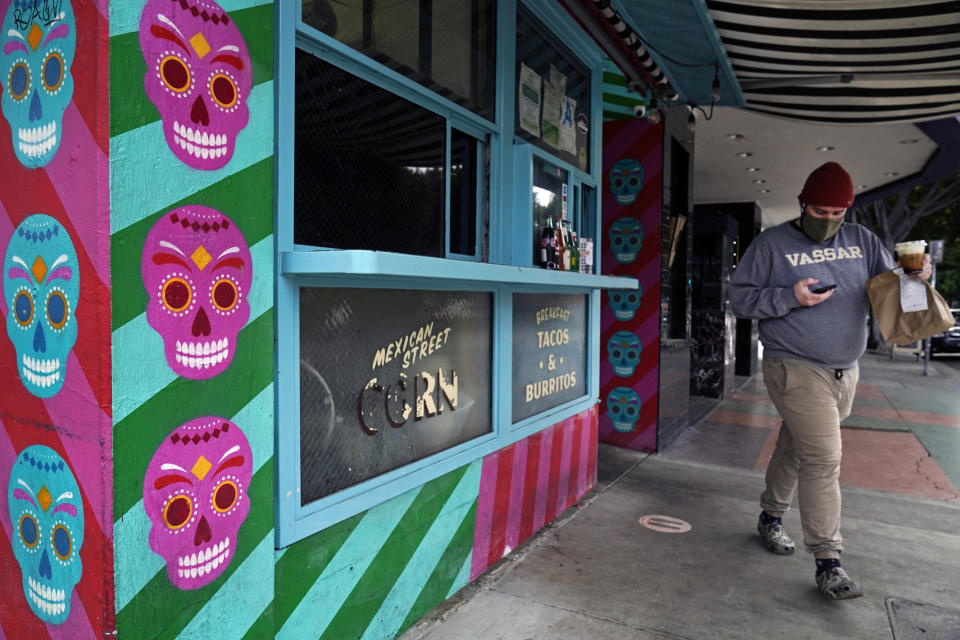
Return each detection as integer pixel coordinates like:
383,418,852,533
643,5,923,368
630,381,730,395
898,253,933,282
794,278,835,306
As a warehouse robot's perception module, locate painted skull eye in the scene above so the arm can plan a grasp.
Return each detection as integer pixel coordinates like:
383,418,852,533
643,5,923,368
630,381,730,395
47,290,68,329
627,293,639,305
612,177,625,189
611,293,622,304
42,51,63,92
9,62,29,100
613,236,624,246
212,480,238,513
627,350,637,359
160,55,191,93
14,290,34,327
628,177,640,188
626,406,637,416
212,279,238,311
163,495,192,530
52,525,71,560
19,514,39,547
611,349,622,359
628,236,640,246
210,73,237,108
162,278,192,312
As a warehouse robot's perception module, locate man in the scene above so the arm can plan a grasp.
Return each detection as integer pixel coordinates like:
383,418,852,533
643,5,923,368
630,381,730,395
729,161,931,600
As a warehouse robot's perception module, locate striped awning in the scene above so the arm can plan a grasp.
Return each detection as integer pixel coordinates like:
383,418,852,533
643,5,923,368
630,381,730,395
704,0,960,125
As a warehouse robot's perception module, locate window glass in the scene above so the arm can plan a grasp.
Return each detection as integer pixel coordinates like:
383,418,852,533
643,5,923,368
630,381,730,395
295,51,446,256
450,129,480,256
511,293,588,422
532,157,568,266
515,7,591,171
299,288,493,503
302,0,497,120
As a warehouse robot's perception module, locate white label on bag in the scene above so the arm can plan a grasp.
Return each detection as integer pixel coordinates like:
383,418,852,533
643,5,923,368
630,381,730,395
898,268,928,312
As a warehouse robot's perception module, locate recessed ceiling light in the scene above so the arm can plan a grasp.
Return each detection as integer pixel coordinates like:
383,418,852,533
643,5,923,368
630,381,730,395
759,189,771,193
899,139,919,144
752,179,766,184
856,184,868,190
735,151,753,158
746,167,760,172
885,171,900,177
725,133,744,140
816,146,834,151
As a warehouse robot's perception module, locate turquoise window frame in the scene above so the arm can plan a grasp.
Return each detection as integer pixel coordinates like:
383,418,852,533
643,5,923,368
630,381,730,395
275,0,631,547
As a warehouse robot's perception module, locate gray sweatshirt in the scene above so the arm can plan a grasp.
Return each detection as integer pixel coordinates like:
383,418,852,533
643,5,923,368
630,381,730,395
729,219,895,369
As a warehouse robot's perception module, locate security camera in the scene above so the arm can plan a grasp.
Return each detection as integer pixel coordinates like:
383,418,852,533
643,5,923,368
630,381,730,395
633,104,647,118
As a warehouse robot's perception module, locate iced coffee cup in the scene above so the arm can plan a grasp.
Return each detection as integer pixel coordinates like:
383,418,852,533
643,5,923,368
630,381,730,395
895,240,926,273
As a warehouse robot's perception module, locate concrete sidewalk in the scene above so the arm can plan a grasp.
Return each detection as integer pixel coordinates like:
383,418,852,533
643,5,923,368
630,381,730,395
401,353,960,640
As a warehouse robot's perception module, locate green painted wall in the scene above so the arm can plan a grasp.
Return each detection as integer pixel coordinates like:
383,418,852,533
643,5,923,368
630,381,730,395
110,1,276,638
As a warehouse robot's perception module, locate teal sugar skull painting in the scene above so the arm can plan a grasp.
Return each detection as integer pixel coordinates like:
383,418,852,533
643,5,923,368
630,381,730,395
3,214,80,397
7,445,85,624
1,0,77,168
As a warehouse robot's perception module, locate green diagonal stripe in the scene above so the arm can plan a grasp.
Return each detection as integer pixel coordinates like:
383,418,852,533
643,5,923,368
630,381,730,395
109,158,274,331
110,4,275,138
243,602,274,640
317,466,468,640
241,605,275,640
116,460,273,638
268,512,366,633
397,499,478,634
603,93,643,109
603,71,629,87
112,312,274,520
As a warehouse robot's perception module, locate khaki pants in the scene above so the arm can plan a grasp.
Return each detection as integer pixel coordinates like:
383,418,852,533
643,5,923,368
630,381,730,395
760,357,859,558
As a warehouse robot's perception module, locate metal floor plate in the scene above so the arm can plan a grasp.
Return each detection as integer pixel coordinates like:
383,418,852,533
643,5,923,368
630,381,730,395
887,598,960,640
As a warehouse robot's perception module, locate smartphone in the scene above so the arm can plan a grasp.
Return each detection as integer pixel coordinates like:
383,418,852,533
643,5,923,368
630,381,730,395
810,284,837,294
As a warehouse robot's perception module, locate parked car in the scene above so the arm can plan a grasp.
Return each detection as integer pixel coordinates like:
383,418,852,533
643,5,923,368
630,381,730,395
930,309,960,356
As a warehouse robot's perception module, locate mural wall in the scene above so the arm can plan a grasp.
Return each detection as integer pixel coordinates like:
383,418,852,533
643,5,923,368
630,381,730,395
599,117,663,452
0,0,113,637
251,407,598,640
0,0,612,635
110,0,275,637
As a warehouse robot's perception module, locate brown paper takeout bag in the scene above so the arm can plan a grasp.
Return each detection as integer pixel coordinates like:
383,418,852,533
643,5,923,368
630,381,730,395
866,269,955,345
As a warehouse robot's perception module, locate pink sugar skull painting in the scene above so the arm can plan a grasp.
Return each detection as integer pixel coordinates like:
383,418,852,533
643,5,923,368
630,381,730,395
141,206,252,379
138,0,252,170
143,417,252,590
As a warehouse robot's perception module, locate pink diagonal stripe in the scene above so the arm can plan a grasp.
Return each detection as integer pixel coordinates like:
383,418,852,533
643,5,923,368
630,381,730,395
43,104,111,286
533,426,554,532
555,417,576,515
41,352,113,538
586,406,599,489
503,438,529,552
470,453,501,580
46,593,96,640
518,432,542,544
565,416,584,510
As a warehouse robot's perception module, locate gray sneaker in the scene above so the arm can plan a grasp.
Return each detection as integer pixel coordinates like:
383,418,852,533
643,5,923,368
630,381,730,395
757,515,796,555
816,567,863,600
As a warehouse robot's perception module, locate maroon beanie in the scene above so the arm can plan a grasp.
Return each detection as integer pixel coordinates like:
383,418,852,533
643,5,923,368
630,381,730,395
798,162,855,208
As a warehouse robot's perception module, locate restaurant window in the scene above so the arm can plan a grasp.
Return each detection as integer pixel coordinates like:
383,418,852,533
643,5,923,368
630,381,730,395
294,51,489,259
301,0,498,121
295,53,447,256
279,0,610,544
299,288,493,505
515,5,591,171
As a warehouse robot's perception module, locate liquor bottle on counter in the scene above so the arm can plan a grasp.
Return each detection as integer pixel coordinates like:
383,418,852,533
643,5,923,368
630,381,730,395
569,230,579,273
554,217,567,271
540,216,558,269
560,218,574,272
